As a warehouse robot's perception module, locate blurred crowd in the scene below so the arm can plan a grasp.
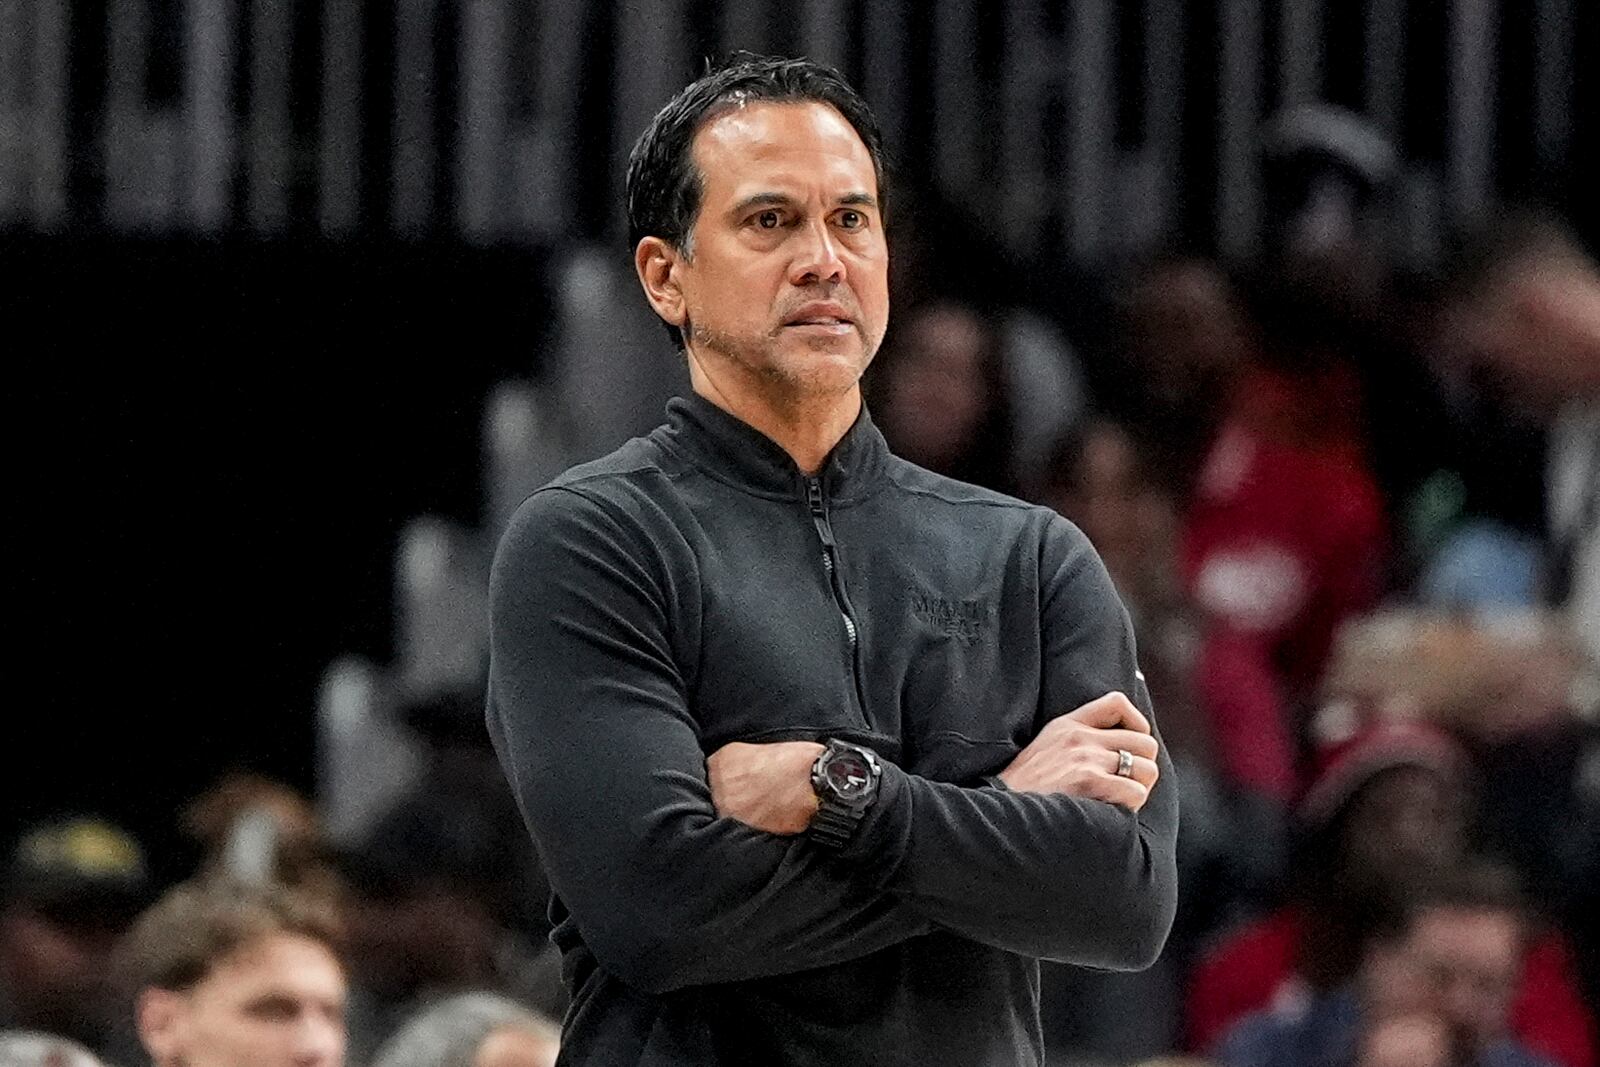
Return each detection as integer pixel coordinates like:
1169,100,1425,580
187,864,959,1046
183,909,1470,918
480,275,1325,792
6,135,1599,1067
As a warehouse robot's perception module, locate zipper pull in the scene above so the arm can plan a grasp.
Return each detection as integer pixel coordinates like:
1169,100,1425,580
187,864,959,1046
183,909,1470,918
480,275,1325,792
806,477,836,548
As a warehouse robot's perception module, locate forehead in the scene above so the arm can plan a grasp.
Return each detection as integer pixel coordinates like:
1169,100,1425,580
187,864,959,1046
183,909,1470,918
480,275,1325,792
1413,907,1520,955
196,933,346,1001
690,100,877,205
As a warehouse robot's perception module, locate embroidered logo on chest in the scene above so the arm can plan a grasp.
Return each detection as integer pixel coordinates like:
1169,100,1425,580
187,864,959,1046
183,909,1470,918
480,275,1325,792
909,594,991,642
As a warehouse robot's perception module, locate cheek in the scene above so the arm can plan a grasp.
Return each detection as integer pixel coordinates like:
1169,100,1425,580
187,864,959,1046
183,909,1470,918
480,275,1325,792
689,271,777,331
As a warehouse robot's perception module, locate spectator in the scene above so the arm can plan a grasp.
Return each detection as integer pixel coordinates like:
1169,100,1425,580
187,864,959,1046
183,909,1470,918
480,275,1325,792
1440,213,1600,668
1216,863,1556,1067
116,879,346,1067
1186,720,1595,1067
1106,256,1254,495
370,993,559,1067
0,819,149,1057
182,774,339,897
1040,421,1187,630
0,1031,106,1067
1181,275,1389,806
869,299,1020,495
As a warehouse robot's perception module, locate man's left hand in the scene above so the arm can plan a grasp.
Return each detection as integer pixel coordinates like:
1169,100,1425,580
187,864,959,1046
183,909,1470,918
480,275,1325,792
708,741,824,834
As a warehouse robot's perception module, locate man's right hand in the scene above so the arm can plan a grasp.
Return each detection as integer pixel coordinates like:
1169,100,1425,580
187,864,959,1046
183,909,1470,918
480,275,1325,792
997,692,1160,811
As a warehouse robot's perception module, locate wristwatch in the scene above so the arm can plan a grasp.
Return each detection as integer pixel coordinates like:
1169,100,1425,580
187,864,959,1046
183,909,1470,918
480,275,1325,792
809,739,882,849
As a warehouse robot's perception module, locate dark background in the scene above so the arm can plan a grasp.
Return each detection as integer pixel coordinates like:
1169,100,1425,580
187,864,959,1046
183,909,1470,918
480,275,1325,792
9,236,551,877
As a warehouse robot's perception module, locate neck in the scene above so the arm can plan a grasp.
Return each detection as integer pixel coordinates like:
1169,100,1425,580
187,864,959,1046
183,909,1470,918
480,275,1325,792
687,355,861,476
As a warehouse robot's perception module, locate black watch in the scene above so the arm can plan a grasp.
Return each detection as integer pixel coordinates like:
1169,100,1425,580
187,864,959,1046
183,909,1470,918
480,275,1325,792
809,739,882,850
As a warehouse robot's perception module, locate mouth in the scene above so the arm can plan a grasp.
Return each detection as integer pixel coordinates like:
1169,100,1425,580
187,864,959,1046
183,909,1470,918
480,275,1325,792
781,322,857,342
782,304,857,335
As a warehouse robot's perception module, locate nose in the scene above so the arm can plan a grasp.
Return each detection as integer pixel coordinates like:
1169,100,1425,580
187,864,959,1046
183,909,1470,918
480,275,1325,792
294,1016,345,1067
789,218,845,287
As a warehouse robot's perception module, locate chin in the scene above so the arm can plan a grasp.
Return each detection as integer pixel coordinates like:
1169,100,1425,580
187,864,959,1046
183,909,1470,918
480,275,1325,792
776,348,867,395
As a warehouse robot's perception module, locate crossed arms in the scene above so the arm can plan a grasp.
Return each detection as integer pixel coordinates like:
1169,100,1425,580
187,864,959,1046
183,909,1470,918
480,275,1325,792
486,486,1179,995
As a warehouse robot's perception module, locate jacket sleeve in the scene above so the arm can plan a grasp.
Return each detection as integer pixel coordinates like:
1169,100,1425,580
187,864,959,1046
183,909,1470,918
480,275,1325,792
873,516,1180,969
487,486,932,995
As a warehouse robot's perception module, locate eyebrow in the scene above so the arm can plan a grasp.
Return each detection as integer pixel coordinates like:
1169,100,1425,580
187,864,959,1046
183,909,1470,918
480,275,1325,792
728,191,879,215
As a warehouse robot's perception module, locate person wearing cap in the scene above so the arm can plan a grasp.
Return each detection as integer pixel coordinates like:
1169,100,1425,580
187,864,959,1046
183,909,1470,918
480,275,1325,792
1185,722,1595,1067
0,818,150,1058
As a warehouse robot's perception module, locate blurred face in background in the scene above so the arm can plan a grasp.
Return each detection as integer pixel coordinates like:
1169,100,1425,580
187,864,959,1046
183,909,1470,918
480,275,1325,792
650,100,890,411
138,932,346,1067
1127,259,1251,411
1339,766,1465,888
1363,905,1523,1063
876,303,996,471
1446,249,1600,416
1411,907,1523,1050
1047,422,1176,595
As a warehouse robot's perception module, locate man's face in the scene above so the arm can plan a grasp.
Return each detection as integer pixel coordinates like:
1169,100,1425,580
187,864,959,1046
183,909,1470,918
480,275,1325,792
666,100,890,405
140,933,346,1067
1407,907,1523,1052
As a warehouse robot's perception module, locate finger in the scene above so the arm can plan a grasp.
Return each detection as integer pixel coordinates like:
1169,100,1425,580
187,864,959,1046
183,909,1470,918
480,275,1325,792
1065,691,1151,734
1090,729,1160,761
1090,773,1150,812
1105,750,1160,789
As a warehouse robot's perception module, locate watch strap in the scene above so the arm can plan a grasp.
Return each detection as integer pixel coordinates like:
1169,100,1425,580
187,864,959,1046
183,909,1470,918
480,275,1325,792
809,800,865,850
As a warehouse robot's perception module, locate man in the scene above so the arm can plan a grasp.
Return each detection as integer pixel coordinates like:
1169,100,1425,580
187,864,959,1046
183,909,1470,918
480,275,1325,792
1216,864,1558,1067
1443,214,1600,666
0,818,150,1056
487,56,1178,1066
117,879,346,1067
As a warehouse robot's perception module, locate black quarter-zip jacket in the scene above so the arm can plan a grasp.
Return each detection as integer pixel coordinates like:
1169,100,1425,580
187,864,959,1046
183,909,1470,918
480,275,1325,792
487,393,1179,1066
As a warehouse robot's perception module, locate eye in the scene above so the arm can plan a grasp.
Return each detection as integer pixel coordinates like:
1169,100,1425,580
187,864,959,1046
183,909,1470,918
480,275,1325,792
244,996,300,1022
837,209,865,229
755,209,782,229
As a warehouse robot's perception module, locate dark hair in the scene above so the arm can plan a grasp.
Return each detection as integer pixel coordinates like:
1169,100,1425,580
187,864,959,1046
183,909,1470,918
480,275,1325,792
625,53,889,257
114,878,344,995
1368,860,1527,948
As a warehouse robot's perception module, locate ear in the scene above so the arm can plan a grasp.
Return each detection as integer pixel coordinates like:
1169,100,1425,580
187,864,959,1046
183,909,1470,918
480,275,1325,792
634,236,688,330
137,987,188,1064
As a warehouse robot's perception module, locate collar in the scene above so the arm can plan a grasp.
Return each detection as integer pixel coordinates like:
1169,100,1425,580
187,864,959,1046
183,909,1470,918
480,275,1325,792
657,391,889,504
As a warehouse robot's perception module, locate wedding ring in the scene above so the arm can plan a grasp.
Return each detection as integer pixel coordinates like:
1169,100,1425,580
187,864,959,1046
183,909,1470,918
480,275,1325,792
1115,749,1135,778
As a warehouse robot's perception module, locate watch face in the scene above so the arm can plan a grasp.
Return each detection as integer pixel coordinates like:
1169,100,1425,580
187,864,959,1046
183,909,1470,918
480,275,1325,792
825,751,873,800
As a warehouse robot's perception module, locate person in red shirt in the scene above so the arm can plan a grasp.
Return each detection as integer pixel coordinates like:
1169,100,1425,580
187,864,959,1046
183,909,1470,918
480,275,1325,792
1181,305,1388,804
